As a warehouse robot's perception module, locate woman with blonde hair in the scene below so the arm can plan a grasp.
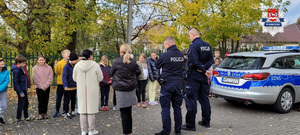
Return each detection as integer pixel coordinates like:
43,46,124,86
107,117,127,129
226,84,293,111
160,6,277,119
111,44,141,135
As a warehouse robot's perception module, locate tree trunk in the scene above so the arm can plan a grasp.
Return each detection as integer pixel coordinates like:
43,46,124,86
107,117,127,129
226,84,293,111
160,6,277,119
65,0,76,52
17,42,27,56
231,39,234,53
236,40,240,52
67,31,77,52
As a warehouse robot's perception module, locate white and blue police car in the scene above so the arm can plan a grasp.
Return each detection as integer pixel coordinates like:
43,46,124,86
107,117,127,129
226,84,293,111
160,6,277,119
211,46,300,113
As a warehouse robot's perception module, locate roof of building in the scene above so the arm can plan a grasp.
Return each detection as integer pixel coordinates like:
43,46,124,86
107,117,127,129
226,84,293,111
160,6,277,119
240,22,300,43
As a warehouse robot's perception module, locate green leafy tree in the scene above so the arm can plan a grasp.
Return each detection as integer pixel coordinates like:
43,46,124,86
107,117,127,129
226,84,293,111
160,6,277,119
0,0,99,53
145,0,290,52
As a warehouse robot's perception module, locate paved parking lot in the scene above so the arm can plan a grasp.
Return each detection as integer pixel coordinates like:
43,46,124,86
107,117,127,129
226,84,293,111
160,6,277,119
1,88,300,135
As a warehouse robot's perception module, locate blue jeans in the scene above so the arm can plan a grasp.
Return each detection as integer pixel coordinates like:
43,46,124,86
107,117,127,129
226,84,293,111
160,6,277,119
0,92,7,118
160,82,183,134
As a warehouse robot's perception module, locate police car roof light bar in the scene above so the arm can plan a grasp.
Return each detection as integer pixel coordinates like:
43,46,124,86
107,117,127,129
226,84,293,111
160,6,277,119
262,46,300,51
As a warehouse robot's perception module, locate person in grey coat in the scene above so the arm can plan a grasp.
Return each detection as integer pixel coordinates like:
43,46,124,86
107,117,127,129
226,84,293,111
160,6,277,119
111,43,141,135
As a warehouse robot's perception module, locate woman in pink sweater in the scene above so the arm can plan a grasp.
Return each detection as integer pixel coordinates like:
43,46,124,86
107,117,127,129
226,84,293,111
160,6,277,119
33,55,53,120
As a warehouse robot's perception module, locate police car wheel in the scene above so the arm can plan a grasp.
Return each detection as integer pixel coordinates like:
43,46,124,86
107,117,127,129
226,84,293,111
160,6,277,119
274,88,294,113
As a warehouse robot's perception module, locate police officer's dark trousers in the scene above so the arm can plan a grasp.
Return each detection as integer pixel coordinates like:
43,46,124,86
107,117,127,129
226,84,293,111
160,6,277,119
160,82,182,134
185,71,211,128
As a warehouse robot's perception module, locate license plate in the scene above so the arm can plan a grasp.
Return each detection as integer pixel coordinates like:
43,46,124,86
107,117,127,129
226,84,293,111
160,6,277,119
222,77,239,84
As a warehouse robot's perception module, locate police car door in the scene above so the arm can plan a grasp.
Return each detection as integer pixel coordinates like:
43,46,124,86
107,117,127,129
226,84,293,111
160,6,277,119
289,55,300,102
282,56,300,102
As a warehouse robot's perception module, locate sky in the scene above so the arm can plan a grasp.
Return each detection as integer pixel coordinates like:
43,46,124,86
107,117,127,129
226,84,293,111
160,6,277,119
284,0,300,24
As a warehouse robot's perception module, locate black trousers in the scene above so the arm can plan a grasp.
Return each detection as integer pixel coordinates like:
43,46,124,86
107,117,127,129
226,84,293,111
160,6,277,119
55,85,64,112
120,106,132,134
36,87,50,114
137,80,147,102
113,90,116,106
16,91,29,119
63,90,76,113
100,86,110,106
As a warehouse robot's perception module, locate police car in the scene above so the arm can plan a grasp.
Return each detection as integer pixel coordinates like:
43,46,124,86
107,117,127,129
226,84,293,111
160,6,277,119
211,46,300,113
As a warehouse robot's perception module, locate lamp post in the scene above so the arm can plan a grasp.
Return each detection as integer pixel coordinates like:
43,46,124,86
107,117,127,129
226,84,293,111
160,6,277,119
127,0,133,45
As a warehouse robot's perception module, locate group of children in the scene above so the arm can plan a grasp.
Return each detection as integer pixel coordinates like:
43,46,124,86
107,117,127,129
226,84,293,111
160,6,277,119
0,49,164,125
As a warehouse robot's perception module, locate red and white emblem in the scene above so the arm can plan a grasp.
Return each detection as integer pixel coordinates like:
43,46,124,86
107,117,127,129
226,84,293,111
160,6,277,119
268,9,279,22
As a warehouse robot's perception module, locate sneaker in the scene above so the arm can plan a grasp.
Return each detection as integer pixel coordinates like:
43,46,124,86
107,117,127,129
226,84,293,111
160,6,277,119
75,109,80,115
43,114,49,119
37,114,44,120
141,102,147,108
82,131,88,135
61,113,67,117
71,111,76,116
149,101,156,106
53,112,60,118
101,106,105,111
113,106,119,111
17,119,24,125
24,117,33,121
66,113,72,119
153,101,159,105
0,118,5,124
138,102,143,107
88,129,99,135
105,106,109,111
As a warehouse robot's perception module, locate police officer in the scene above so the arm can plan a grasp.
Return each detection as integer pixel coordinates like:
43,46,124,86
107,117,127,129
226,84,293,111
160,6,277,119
154,36,184,135
182,28,214,131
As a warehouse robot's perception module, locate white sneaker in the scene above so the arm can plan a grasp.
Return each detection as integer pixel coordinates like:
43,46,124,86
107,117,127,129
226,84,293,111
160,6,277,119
82,131,88,135
113,106,119,111
71,111,76,116
88,129,99,135
61,113,66,117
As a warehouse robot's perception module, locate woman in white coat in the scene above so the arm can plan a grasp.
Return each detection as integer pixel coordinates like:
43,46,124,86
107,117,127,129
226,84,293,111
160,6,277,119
73,50,103,135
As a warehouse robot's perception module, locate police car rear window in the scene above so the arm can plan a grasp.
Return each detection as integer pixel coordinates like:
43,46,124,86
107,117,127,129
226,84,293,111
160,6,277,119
218,57,265,70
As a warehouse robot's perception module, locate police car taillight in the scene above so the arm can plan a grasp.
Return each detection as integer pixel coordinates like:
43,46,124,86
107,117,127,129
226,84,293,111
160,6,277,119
241,73,270,80
213,70,220,77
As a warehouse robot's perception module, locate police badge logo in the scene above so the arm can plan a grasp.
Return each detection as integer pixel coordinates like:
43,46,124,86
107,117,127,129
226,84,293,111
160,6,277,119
259,9,287,36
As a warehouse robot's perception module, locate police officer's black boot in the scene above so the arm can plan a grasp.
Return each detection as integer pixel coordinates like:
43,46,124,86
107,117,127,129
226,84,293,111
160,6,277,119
181,125,196,131
198,121,210,128
154,131,169,135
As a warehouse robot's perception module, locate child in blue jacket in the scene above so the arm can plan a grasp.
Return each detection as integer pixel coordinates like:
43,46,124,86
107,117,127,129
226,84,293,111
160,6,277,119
0,58,9,124
62,53,78,119
11,55,32,124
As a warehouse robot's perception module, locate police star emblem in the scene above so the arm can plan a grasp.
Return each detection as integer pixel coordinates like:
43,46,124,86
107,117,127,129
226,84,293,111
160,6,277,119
259,9,287,36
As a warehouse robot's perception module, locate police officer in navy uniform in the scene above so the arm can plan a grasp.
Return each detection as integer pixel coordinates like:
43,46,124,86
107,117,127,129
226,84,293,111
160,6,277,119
182,28,214,131
154,36,184,135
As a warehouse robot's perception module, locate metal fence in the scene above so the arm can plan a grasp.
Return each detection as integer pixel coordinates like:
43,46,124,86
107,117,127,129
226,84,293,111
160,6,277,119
0,50,162,88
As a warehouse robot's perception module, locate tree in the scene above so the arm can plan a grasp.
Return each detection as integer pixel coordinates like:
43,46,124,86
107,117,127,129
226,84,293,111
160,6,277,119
145,0,290,52
0,0,99,53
